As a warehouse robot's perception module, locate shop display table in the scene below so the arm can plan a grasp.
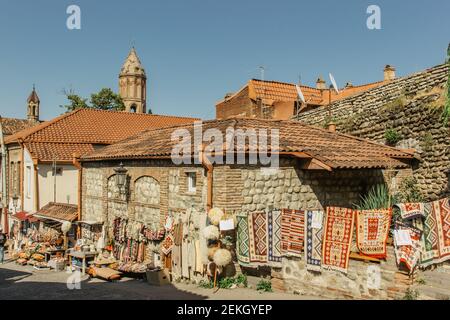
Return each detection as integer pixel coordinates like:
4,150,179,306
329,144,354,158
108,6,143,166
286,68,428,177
68,251,97,275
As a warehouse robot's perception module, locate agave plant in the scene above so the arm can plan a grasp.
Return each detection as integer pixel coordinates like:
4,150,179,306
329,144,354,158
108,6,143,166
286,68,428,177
354,184,391,210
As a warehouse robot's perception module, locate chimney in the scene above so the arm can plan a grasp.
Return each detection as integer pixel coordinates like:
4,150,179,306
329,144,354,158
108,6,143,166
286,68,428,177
316,76,326,90
345,82,353,89
328,122,336,133
384,65,396,81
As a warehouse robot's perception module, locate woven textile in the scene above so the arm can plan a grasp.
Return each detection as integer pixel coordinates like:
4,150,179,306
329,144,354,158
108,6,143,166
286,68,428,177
236,214,251,265
395,203,425,220
322,207,355,273
305,210,324,271
267,210,282,267
394,222,422,273
356,209,391,259
281,209,305,257
248,212,268,263
161,233,174,255
420,198,450,267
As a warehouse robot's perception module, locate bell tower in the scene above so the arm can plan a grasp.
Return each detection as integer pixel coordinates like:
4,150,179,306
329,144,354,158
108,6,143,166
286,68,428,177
119,47,147,113
27,85,40,122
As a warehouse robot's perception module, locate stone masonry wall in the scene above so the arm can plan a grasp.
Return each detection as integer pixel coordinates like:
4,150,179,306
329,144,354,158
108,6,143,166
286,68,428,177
296,64,450,201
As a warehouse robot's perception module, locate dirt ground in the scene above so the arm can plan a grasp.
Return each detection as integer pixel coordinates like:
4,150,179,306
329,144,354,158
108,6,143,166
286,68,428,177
0,255,320,300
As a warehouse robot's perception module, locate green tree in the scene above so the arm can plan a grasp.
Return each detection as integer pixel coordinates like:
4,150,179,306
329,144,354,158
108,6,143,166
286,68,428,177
90,88,125,111
60,88,125,112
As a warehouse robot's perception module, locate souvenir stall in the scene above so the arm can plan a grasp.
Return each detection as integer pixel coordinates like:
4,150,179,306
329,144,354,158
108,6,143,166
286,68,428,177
13,203,78,270
159,207,235,287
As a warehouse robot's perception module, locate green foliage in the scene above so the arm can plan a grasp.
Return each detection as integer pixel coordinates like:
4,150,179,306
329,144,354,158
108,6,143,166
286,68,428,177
256,279,273,293
442,43,450,126
355,184,391,210
416,278,426,285
384,128,402,145
198,279,214,289
198,274,248,290
402,288,419,300
383,96,407,113
420,132,434,151
60,88,125,112
90,88,125,111
394,177,424,203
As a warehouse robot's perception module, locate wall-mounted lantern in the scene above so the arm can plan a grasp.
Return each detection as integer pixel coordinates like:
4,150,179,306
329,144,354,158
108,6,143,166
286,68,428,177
114,162,128,195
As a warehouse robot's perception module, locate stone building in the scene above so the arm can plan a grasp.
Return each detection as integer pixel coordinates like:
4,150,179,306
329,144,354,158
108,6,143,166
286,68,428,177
119,47,148,113
295,63,450,201
79,118,415,298
215,66,395,120
3,108,197,220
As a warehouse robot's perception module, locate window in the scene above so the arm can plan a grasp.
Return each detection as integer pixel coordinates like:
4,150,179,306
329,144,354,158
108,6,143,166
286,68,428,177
26,166,31,198
186,172,197,193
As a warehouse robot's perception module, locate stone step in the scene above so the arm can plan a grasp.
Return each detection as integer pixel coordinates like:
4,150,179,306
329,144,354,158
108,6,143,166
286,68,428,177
415,285,450,300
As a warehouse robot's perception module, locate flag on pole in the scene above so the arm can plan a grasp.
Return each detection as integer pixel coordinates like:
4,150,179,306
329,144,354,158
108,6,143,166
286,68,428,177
329,73,340,94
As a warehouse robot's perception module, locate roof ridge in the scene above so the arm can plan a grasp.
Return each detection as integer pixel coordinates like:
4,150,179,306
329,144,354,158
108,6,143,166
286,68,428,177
5,109,81,144
251,78,321,91
76,108,198,120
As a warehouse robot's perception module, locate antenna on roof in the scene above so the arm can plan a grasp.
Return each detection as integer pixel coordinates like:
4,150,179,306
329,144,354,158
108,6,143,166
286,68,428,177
259,66,265,81
329,73,340,94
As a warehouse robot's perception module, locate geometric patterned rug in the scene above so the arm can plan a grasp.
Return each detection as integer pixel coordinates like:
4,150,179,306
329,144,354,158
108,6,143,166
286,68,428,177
305,210,324,271
248,211,268,264
421,198,450,267
356,209,391,259
236,214,251,266
281,209,304,257
322,207,355,274
394,221,422,274
395,202,426,220
267,210,283,267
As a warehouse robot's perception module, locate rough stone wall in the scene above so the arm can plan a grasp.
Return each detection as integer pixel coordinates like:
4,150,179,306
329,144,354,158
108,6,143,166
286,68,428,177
82,160,207,226
274,246,412,300
296,64,450,200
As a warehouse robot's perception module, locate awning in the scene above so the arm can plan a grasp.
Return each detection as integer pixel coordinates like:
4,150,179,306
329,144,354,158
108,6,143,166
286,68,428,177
34,202,78,223
12,211,39,223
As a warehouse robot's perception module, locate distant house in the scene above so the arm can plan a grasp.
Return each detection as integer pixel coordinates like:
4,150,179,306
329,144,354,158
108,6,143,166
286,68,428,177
216,66,396,120
3,108,198,219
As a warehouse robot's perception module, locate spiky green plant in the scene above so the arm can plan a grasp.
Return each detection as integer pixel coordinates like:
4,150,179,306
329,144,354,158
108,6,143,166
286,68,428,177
354,184,391,210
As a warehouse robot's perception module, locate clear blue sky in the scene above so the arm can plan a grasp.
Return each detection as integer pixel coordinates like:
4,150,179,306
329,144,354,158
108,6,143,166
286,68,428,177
0,0,449,121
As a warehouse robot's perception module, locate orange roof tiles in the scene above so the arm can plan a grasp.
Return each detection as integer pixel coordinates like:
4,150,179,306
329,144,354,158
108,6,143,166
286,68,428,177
219,78,389,107
6,108,198,161
81,118,413,170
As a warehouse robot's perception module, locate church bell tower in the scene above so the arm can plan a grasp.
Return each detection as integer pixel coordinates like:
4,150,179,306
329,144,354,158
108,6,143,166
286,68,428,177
27,85,40,123
119,47,147,113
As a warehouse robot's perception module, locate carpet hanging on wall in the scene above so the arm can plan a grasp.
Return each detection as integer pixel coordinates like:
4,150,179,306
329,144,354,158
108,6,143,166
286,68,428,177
395,203,426,220
356,209,391,259
267,210,282,267
281,209,305,257
304,210,324,271
322,207,355,274
248,211,268,264
420,198,450,267
236,214,251,265
393,222,422,273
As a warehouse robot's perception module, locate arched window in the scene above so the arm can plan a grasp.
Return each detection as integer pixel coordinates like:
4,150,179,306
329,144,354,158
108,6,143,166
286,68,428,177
130,104,137,113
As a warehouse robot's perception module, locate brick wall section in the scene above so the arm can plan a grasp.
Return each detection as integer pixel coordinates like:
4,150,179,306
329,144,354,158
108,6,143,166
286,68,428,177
216,87,257,119
295,64,450,200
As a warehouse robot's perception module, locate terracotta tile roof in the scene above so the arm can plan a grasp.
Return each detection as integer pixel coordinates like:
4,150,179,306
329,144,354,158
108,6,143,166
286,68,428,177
81,118,414,170
1,118,37,136
218,79,388,107
5,108,198,161
35,202,78,222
